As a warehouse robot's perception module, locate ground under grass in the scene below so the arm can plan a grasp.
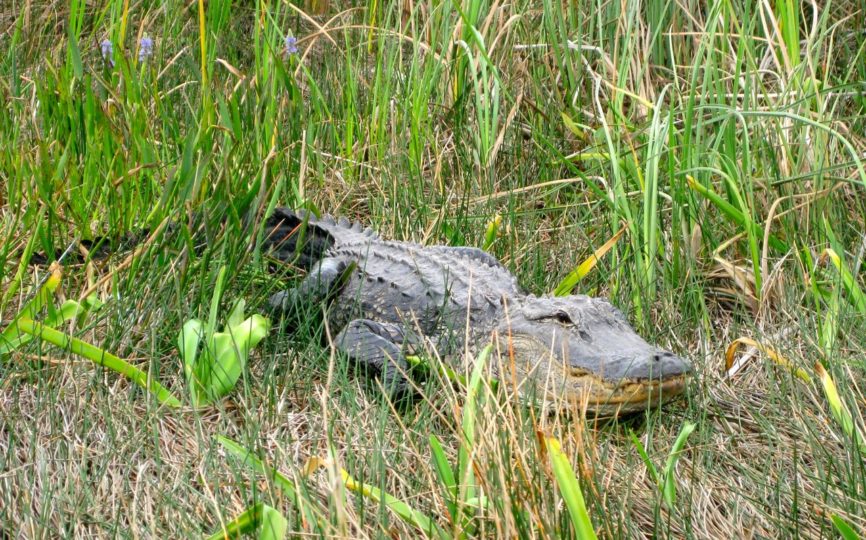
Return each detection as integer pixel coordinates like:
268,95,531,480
1,0,865,538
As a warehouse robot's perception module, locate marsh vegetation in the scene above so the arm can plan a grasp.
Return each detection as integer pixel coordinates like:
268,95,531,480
1,0,865,537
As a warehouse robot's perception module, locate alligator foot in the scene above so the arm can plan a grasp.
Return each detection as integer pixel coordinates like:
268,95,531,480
335,319,412,402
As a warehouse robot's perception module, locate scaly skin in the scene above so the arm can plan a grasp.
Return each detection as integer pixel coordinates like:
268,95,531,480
265,209,690,416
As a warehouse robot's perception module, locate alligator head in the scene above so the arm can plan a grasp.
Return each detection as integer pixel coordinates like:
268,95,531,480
495,295,690,416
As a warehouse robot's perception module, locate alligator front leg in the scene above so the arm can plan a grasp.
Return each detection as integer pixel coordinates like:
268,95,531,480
268,257,355,327
335,319,411,400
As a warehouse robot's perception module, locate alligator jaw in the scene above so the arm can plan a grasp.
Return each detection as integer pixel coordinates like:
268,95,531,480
580,374,689,416
494,322,690,416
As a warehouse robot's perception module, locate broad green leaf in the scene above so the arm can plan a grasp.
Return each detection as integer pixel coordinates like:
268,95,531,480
464,496,488,510
16,318,181,407
561,111,587,139
831,514,861,540
2,299,85,356
202,314,270,401
406,354,466,387
227,299,246,328
227,314,270,355
216,436,326,533
178,318,206,405
45,300,86,326
74,294,103,326
206,502,264,540
178,319,204,373
544,436,598,540
661,421,696,509
821,279,841,353
205,332,244,400
257,505,288,540
205,503,287,540
179,307,269,406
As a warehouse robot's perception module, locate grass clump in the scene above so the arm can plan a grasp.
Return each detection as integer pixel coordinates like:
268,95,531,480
2,0,866,537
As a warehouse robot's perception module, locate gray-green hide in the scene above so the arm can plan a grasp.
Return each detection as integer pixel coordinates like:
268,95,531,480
265,209,690,416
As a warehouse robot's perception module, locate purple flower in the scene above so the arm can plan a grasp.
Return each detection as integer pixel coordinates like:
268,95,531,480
284,35,298,56
139,36,154,62
100,39,114,66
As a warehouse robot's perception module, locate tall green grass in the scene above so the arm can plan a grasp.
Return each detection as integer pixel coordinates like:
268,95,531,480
1,0,865,537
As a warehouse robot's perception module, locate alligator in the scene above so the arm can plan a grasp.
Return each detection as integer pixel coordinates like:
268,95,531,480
264,209,690,416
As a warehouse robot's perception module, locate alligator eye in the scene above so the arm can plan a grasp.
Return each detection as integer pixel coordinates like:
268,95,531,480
549,311,573,325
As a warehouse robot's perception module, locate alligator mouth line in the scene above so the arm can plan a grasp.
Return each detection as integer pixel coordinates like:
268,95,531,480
586,374,688,405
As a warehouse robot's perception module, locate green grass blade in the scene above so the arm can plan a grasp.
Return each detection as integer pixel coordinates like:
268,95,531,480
341,468,447,539
457,343,492,521
628,430,660,485
216,436,300,497
820,249,866,315
640,86,670,302
661,421,697,509
686,175,788,253
0,224,41,311
207,266,228,337
429,434,458,520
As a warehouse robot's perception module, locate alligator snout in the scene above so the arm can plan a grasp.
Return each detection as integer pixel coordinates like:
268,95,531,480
622,350,691,381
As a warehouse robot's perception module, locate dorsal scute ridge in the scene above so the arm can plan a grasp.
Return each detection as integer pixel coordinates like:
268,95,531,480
316,213,336,226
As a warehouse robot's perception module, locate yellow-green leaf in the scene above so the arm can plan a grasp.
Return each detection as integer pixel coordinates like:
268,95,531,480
16,318,181,407
341,468,447,539
725,337,812,383
554,226,625,296
819,249,866,315
815,363,866,454
543,436,598,540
